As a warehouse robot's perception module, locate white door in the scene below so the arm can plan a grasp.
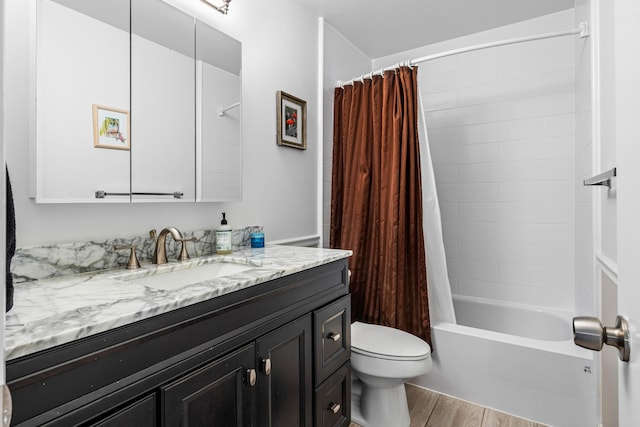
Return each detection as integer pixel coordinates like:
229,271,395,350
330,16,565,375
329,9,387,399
0,0,8,424
615,0,640,424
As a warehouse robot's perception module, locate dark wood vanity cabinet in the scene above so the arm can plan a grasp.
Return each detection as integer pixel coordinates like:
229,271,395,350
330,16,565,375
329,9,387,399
7,259,350,427
87,395,157,427
313,295,351,427
256,315,313,427
161,343,257,426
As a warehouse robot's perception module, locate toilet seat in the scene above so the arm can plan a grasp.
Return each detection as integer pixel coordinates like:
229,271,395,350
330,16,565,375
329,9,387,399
351,322,431,361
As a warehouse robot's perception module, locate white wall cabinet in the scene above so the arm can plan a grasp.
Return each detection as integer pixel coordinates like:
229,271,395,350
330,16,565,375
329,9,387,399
33,0,242,203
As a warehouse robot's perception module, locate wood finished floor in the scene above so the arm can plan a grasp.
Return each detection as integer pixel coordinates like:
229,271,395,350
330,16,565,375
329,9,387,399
350,384,548,427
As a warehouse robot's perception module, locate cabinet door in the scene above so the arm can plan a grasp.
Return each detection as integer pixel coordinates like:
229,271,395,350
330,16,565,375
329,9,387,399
87,395,156,427
35,0,131,202
256,315,313,427
161,344,256,427
131,0,195,202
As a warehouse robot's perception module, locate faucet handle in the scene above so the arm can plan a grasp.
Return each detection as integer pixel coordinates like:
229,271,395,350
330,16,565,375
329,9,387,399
176,237,197,261
114,245,141,269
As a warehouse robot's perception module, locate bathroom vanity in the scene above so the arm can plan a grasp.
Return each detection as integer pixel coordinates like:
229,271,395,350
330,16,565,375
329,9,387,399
6,246,351,426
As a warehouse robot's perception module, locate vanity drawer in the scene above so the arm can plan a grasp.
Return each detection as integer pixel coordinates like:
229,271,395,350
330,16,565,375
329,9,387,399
314,362,351,427
314,294,351,385
88,394,156,427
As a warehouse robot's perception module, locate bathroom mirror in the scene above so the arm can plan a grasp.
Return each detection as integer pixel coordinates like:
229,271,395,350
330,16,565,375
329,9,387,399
35,0,131,202
34,0,242,203
131,0,195,203
195,20,242,202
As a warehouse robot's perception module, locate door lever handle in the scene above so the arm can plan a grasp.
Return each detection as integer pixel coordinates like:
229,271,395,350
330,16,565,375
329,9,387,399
573,315,630,362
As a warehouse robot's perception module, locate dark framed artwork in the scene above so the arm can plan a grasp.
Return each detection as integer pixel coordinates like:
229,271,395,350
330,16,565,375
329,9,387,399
276,91,307,149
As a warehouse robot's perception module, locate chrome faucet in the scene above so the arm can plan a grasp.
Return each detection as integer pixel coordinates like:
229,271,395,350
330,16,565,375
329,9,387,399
152,227,184,264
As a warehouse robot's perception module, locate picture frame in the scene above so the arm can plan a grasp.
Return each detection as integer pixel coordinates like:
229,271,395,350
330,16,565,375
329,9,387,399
276,91,307,150
92,104,130,150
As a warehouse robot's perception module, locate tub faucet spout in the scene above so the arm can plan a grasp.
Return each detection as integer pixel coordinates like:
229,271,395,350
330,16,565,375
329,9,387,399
153,227,184,264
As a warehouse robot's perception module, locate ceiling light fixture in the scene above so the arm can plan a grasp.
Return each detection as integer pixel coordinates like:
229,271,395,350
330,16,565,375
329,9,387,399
201,0,231,15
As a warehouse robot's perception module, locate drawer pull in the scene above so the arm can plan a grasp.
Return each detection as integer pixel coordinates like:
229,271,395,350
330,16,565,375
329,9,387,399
327,332,341,342
261,358,272,376
328,403,341,414
247,369,257,387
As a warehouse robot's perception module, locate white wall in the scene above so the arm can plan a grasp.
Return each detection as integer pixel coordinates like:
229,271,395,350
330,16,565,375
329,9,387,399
374,11,577,310
4,0,321,246
321,22,371,247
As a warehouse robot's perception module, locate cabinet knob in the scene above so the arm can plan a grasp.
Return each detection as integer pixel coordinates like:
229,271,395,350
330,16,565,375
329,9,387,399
328,403,341,414
327,332,341,342
261,358,272,376
246,369,257,387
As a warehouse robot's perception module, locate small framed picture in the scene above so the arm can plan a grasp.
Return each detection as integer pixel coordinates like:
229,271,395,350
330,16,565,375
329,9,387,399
92,104,130,150
276,91,307,150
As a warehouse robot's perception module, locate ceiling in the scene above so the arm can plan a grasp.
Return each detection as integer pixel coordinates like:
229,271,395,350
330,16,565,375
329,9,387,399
299,0,576,58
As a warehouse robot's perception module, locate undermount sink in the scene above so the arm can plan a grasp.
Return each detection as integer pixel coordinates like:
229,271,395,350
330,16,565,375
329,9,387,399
119,262,256,291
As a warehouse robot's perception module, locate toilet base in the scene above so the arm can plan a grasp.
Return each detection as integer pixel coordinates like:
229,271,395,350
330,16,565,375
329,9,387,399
350,376,410,427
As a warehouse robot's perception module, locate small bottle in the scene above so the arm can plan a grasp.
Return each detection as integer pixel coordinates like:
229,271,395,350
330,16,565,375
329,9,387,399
251,232,265,248
215,212,232,254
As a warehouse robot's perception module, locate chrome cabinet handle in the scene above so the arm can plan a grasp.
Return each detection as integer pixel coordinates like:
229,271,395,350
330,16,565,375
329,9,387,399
261,358,271,376
327,332,341,342
328,403,341,414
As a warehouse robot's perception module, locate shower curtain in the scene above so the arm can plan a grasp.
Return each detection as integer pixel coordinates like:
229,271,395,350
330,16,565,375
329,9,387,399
330,66,432,344
416,78,455,325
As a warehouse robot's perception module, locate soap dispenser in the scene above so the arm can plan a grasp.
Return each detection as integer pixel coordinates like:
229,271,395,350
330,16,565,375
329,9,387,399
215,212,233,254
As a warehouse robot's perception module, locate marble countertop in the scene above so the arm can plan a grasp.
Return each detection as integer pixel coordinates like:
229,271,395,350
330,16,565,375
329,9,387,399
5,245,352,361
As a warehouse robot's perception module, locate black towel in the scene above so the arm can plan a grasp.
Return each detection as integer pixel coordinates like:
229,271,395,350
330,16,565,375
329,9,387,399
6,167,15,312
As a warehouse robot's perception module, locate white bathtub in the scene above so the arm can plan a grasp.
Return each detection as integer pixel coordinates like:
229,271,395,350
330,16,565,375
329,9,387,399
412,295,597,427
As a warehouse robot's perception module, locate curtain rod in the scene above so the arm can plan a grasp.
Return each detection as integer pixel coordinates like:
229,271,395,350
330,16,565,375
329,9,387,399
338,21,589,87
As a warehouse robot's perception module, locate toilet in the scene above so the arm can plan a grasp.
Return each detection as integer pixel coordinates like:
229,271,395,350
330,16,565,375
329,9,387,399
350,321,432,427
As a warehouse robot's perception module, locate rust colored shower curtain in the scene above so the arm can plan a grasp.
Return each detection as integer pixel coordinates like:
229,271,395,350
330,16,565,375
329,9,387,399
330,67,431,345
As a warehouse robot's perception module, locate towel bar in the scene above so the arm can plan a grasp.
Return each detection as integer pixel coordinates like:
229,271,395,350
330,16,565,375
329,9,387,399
583,167,616,188
95,191,184,199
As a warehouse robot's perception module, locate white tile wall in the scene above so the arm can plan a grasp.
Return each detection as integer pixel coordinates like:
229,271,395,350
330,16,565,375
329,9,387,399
421,12,577,309
323,11,581,311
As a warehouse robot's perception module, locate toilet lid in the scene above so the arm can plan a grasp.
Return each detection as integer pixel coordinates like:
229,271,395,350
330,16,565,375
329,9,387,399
351,322,431,361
